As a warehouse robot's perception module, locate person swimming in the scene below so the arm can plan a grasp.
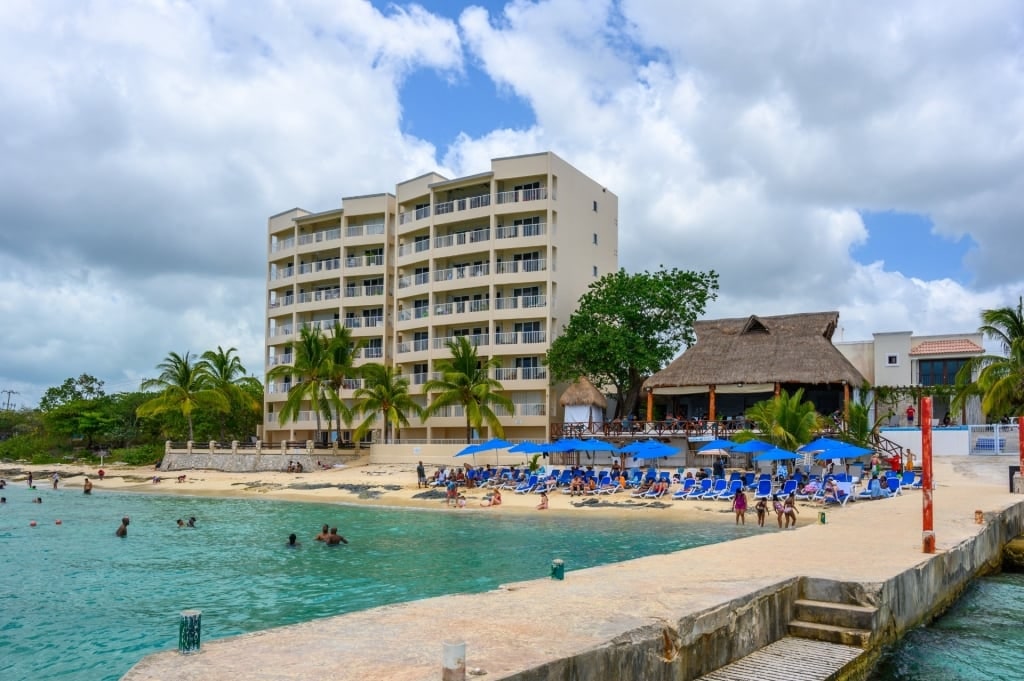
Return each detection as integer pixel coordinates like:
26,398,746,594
186,517,196,528
116,516,130,537
326,528,348,545
286,533,300,548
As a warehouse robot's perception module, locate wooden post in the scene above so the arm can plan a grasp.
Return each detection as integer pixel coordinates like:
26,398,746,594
774,382,780,396
922,397,935,553
708,385,716,422
843,382,851,421
646,389,654,423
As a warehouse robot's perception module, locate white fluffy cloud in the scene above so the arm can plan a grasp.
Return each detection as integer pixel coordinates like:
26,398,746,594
1,0,1021,406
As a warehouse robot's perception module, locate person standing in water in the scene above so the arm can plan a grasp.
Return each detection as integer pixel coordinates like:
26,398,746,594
83,478,93,494
115,516,130,537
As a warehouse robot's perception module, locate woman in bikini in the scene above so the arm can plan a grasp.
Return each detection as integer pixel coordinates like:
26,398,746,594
731,488,748,525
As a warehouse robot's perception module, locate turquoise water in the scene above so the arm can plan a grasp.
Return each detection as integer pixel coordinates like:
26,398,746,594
870,572,1024,681
0,483,758,681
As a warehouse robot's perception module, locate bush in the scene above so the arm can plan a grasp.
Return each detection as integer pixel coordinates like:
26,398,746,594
114,444,163,466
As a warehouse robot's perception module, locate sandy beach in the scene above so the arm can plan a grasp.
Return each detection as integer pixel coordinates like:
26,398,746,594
1,454,1012,527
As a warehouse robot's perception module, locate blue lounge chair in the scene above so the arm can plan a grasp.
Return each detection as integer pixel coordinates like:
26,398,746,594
684,478,712,500
672,478,696,499
701,478,728,500
714,479,743,502
779,479,798,497
752,478,774,501
514,475,538,494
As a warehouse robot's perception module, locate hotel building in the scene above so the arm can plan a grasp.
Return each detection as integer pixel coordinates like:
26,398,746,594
264,152,618,444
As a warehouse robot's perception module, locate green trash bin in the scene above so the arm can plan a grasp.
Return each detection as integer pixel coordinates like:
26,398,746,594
179,609,202,654
550,558,565,580
818,511,827,525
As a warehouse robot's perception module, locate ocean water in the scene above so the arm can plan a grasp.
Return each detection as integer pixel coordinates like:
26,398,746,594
870,572,1024,681
0,483,759,681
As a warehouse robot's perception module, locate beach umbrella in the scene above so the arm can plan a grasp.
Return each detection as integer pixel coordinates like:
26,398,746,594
697,439,736,453
814,444,873,460
620,440,657,453
798,437,847,453
456,438,513,465
751,447,800,462
579,439,619,452
508,441,545,454
454,443,482,457
629,441,680,460
731,439,773,453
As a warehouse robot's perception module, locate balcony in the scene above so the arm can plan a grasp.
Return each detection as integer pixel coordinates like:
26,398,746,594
494,330,547,345
272,266,294,280
269,295,294,309
434,299,490,317
272,236,296,253
363,346,384,359
345,254,385,269
432,192,492,219
266,381,292,394
344,285,385,298
343,316,384,329
496,187,547,204
496,258,546,275
267,354,294,367
397,240,431,257
433,333,489,350
345,222,386,238
398,272,431,290
496,221,546,240
399,205,432,225
494,294,546,311
434,228,490,250
341,378,363,390
396,339,430,355
297,227,342,247
398,307,430,322
271,325,294,338
492,366,547,382
298,320,337,333
297,288,341,305
433,263,490,283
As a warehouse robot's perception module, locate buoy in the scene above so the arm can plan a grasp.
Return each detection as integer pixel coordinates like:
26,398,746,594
29,521,37,527
55,519,62,525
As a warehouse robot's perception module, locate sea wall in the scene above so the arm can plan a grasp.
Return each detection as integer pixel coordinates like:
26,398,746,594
159,452,358,473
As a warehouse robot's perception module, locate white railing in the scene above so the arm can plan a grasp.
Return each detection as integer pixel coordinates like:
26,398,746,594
364,346,383,358
272,325,294,337
273,266,294,280
341,378,363,390
315,258,341,271
411,372,429,385
433,333,489,349
299,262,314,275
345,222,385,237
494,330,547,345
266,381,292,394
398,307,430,322
496,221,546,240
496,258,546,275
344,285,385,297
433,299,488,316
273,237,295,252
435,228,490,249
298,227,342,246
433,263,490,282
269,295,294,309
299,320,334,332
496,187,547,204
267,354,293,367
494,294,546,310
431,405,467,418
297,288,341,304
968,424,1020,455
398,240,431,257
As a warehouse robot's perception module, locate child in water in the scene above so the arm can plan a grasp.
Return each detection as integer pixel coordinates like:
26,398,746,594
731,488,748,525
754,497,768,527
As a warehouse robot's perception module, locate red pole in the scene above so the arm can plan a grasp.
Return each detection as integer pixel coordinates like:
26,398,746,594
922,397,935,553
1018,416,1024,483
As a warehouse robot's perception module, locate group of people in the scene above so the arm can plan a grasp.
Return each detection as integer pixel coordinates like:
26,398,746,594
312,524,348,546
730,489,799,528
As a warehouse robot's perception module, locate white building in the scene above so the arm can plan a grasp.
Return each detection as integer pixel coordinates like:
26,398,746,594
264,152,618,444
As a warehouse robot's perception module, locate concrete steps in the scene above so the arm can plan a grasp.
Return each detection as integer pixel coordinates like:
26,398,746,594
695,637,863,681
788,598,877,648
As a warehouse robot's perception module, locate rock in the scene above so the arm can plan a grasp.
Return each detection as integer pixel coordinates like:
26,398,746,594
1003,537,1024,572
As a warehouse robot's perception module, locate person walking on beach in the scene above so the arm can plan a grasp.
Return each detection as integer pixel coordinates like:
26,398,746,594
115,516,130,537
772,495,785,528
416,461,427,489
783,493,799,528
52,472,60,490
754,497,768,527
732,488,748,525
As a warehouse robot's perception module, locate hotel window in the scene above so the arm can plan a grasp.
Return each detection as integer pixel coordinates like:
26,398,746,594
593,200,598,212
592,232,598,245
886,354,899,366
593,266,598,277
919,358,968,386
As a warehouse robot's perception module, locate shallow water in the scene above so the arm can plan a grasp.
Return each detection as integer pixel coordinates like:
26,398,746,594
869,572,1024,681
0,483,759,681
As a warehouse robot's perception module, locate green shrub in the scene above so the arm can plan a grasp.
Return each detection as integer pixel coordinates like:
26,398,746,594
114,444,163,466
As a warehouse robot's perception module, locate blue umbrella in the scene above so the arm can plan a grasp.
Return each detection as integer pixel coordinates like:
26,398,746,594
456,438,513,464
508,441,545,454
798,437,846,453
578,439,619,452
814,444,873,460
629,441,680,460
620,440,657,453
752,447,800,462
731,439,773,453
455,443,482,457
697,439,736,453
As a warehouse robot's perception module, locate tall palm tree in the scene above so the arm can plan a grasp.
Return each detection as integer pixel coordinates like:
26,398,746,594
199,346,262,441
744,388,824,450
266,326,332,441
137,351,229,441
422,336,514,444
352,364,423,444
954,297,1024,420
323,323,364,444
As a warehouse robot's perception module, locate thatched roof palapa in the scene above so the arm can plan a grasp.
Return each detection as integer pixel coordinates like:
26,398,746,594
559,376,608,408
644,311,866,392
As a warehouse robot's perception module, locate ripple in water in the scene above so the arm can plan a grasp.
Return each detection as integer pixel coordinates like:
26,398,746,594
0,485,759,681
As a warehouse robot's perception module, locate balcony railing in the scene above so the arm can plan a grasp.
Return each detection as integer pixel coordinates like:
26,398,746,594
364,346,383,358
344,285,385,298
297,288,341,304
341,378,363,390
435,228,490,250
433,299,490,317
494,330,547,345
434,263,490,282
495,294,546,310
411,372,429,385
398,307,430,322
299,320,335,333
272,266,294,280
496,221,546,240
267,354,293,367
271,325,294,338
269,295,294,309
297,227,342,246
345,222,385,238
267,381,292,394
343,254,383,269
496,258,546,275
272,237,295,252
433,333,489,349
496,187,547,204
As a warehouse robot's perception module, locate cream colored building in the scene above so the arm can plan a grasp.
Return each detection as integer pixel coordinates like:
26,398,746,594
264,152,618,444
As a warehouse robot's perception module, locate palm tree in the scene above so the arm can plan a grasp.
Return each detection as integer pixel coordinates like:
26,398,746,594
266,326,332,441
422,336,514,444
352,364,423,444
323,323,364,444
137,351,229,441
198,346,262,441
744,388,824,450
954,297,1024,420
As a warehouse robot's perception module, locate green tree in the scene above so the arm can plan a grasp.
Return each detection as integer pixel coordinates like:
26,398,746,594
38,374,106,412
322,324,363,444
545,267,718,418
843,385,890,448
137,351,228,441
266,327,331,441
744,388,824,450
352,363,423,444
954,296,1024,419
199,346,262,441
422,336,514,443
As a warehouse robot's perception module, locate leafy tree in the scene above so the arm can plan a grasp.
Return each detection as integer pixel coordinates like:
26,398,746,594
352,363,423,444
953,296,1024,420
843,385,891,448
422,336,514,443
322,324,363,444
199,346,262,441
266,327,332,441
545,267,718,419
744,388,824,450
137,351,229,441
39,374,105,412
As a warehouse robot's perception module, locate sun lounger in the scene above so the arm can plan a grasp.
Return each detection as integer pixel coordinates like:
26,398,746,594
683,478,712,500
672,479,696,499
752,478,773,501
714,479,743,502
823,481,852,506
514,475,538,494
779,479,797,497
700,478,728,500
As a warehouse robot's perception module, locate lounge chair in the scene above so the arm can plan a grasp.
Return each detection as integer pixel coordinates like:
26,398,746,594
824,481,852,506
752,478,774,501
714,479,743,502
514,475,538,494
779,479,798,497
672,479,696,499
857,479,881,500
683,478,712,500
700,478,728,500
750,473,771,492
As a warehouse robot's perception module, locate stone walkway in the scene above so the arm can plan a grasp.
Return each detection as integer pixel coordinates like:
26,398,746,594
123,458,1022,681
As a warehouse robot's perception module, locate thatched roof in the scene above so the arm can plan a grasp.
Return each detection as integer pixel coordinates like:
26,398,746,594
644,311,866,391
559,376,608,408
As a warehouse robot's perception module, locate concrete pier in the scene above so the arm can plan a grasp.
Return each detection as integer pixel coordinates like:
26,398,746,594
123,459,1024,681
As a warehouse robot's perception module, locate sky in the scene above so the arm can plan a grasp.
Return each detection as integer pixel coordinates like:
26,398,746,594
1,0,1023,408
